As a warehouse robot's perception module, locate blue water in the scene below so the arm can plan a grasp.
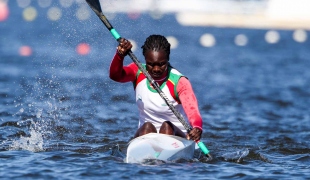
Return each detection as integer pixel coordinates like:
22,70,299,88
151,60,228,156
1,1,310,179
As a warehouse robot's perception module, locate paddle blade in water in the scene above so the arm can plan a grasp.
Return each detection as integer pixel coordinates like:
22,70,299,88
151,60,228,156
85,0,103,15
221,149,249,163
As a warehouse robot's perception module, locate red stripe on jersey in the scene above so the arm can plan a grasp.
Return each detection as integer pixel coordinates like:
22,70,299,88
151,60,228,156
167,79,180,104
134,72,146,90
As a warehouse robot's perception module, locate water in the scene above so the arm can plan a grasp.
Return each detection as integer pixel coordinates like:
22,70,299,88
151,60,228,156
1,1,310,179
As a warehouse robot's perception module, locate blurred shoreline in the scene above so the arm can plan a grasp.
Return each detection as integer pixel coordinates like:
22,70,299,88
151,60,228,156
99,0,310,30
2,0,310,30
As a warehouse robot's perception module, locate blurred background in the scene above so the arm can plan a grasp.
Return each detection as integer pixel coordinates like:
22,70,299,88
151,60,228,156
0,0,309,178
0,0,309,56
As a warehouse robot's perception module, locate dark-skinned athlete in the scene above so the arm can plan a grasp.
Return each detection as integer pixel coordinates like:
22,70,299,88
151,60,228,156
109,34,203,141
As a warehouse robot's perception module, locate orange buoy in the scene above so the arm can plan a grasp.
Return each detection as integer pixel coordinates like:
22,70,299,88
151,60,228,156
19,46,32,57
76,43,90,55
0,2,9,21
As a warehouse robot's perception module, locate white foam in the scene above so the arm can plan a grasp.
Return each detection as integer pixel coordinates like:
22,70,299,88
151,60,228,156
10,120,45,152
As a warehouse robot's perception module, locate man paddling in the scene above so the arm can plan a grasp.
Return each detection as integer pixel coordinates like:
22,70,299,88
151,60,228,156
109,35,203,141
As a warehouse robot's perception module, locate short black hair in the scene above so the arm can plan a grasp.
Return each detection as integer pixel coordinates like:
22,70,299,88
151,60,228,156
141,35,171,60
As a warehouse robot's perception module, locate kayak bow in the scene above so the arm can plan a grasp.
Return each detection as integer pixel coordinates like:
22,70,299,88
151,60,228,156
126,133,195,163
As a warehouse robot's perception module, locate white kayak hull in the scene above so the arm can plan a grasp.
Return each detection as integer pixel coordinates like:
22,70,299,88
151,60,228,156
126,133,195,163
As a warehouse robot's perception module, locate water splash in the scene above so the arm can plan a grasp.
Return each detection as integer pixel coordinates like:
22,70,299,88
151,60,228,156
221,149,250,163
9,120,45,152
9,100,58,152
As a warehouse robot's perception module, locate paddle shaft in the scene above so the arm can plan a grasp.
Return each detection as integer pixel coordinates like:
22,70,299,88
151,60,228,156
85,0,210,157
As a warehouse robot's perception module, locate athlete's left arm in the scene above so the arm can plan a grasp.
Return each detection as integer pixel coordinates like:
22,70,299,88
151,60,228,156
177,77,203,133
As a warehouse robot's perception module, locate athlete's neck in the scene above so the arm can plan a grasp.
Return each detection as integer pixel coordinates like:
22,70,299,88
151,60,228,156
153,70,168,85
154,75,167,82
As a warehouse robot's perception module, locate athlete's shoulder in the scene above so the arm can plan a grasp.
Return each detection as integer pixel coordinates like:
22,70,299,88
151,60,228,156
169,64,183,76
128,62,139,73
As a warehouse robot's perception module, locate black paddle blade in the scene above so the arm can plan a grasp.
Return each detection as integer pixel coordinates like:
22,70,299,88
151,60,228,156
85,0,103,15
86,0,113,30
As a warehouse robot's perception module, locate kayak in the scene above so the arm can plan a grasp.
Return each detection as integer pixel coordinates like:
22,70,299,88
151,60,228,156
126,133,195,163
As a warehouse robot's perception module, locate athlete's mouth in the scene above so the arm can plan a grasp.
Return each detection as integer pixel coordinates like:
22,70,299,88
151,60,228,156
152,73,161,78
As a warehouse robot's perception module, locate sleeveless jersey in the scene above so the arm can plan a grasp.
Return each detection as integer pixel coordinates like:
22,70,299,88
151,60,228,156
133,65,190,133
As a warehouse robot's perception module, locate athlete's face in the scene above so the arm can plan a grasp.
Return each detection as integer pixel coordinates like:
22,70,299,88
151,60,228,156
145,50,169,79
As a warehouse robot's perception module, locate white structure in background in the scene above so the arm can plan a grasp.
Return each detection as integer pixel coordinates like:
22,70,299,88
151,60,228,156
12,0,309,46
176,0,310,30
14,0,310,30
98,0,310,30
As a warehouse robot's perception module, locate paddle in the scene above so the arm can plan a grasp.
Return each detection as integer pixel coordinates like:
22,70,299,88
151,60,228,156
85,0,212,160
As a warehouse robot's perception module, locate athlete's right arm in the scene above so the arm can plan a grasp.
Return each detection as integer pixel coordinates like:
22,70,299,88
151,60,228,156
109,51,138,82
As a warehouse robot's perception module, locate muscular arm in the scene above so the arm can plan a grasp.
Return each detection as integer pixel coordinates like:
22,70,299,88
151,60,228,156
109,51,138,82
177,77,203,131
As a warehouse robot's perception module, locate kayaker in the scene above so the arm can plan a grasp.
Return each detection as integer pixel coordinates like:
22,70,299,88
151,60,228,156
109,34,203,141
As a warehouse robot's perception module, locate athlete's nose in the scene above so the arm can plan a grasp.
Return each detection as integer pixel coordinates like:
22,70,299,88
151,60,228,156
153,65,161,73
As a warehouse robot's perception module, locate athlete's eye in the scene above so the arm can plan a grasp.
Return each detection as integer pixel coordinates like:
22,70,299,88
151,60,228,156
147,63,154,67
158,62,167,66
147,62,167,67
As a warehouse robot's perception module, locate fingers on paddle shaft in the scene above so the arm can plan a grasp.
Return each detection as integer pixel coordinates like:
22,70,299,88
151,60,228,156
117,38,132,56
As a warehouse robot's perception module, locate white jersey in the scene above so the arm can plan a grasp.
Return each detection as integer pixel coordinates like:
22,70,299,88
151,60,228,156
134,66,190,133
